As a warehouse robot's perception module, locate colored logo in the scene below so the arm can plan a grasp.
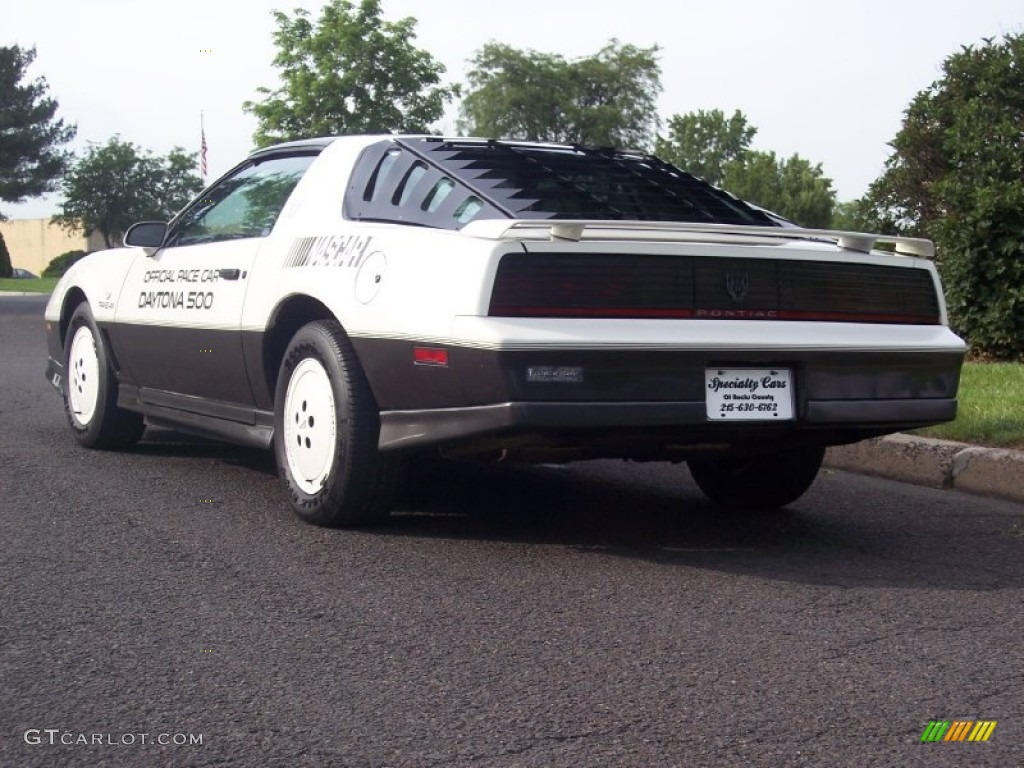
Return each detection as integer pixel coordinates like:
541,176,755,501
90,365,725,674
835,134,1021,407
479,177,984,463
920,720,997,742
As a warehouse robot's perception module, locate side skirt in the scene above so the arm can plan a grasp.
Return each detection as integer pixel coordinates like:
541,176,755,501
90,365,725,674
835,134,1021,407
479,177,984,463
118,384,274,450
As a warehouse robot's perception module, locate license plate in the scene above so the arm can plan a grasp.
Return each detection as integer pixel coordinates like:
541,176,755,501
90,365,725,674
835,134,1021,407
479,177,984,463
705,368,794,421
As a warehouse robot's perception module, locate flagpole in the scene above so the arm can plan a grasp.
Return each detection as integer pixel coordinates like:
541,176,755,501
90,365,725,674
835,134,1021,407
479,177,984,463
200,111,208,183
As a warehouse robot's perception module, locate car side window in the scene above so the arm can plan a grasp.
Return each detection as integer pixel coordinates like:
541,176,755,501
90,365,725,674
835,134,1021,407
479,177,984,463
169,154,315,247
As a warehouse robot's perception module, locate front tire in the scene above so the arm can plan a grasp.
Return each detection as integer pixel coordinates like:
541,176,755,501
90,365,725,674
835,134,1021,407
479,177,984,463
273,320,403,527
63,303,145,449
687,445,825,510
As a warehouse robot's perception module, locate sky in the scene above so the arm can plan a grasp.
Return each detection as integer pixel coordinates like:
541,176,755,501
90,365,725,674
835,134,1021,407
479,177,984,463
4,0,1023,220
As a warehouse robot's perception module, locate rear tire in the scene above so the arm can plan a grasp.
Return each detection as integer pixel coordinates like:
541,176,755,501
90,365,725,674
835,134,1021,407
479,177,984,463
273,319,403,527
687,445,825,510
63,303,145,449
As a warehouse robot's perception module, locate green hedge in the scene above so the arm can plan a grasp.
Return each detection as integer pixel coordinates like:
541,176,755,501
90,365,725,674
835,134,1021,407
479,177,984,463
42,249,88,278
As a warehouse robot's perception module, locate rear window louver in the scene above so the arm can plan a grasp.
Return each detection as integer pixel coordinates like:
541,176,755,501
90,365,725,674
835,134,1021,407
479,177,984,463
343,138,778,230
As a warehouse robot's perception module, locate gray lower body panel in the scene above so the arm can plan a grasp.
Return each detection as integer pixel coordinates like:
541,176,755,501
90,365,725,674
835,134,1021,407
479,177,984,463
118,384,275,449
378,398,958,453
45,358,64,391
357,339,962,455
46,319,963,460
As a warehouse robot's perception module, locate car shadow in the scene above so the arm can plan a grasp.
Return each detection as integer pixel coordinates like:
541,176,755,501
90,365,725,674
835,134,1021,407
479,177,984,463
129,428,1023,593
380,457,1024,592
133,427,278,476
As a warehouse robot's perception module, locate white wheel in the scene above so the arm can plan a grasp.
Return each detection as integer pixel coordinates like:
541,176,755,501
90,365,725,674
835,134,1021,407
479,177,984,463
282,358,338,495
67,325,100,427
273,319,405,527
62,303,144,449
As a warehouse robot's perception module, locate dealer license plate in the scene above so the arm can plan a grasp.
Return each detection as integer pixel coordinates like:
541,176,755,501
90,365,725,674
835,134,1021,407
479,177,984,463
705,368,794,421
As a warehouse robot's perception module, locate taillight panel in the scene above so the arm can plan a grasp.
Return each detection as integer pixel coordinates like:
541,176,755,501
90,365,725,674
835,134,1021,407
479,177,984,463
488,253,940,325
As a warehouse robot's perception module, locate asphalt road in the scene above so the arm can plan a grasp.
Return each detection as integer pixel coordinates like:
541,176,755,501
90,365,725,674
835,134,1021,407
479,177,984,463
2,294,1022,768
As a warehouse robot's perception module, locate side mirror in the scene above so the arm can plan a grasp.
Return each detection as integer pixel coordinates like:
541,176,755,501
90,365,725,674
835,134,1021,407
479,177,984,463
124,221,167,253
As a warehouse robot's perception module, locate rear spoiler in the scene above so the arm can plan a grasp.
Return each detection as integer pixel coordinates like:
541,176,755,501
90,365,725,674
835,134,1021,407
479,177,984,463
459,219,935,259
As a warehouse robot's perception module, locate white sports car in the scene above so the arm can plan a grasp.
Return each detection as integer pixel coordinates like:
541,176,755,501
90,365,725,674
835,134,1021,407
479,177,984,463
44,135,966,525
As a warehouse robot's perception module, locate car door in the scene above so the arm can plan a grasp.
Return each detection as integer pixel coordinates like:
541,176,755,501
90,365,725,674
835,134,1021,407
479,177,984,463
112,153,315,410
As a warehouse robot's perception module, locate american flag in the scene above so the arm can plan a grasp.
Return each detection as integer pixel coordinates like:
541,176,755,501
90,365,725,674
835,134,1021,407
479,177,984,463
200,114,208,181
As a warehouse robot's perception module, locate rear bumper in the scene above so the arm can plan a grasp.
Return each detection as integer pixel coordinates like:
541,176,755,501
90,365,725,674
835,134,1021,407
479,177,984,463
378,397,958,453
357,321,964,455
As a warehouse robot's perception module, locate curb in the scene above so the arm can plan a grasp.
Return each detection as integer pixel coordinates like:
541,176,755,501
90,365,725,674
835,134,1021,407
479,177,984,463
0,292,50,297
825,434,1024,504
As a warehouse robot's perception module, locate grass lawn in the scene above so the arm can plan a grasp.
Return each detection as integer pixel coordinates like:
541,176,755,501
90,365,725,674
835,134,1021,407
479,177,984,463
0,277,58,293
914,362,1024,449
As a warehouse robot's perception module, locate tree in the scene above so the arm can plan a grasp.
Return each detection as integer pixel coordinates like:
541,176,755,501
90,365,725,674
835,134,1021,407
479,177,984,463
0,45,76,212
863,33,1024,359
459,40,662,148
722,151,836,228
155,147,205,215
654,109,755,185
830,199,877,232
244,0,456,146
53,137,203,248
653,109,835,227
0,232,12,278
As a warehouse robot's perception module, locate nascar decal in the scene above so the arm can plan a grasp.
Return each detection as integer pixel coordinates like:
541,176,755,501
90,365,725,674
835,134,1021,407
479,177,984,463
137,268,221,310
283,234,373,268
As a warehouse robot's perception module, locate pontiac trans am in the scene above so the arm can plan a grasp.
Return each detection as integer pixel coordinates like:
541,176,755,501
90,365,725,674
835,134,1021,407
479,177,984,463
44,136,966,526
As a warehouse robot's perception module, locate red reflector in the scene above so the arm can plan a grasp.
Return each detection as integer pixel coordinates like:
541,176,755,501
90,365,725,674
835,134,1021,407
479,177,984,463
413,347,448,366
